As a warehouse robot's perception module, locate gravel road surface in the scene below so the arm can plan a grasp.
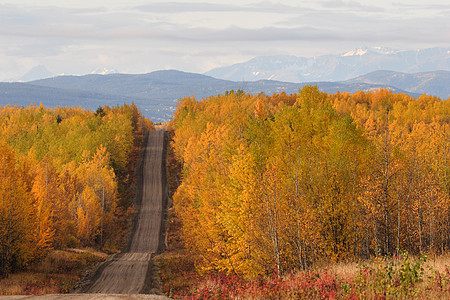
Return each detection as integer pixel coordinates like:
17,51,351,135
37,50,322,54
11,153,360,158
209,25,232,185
80,130,168,295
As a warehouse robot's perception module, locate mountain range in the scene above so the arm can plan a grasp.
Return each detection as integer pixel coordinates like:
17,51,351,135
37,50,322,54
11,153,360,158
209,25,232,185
11,65,119,82
346,70,449,99
205,47,450,83
0,69,447,122
0,47,448,122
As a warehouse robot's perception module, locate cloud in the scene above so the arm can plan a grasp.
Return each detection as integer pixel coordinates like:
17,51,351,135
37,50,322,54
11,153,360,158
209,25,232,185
175,26,337,42
1,16,448,46
318,0,385,12
0,1,448,80
392,1,450,10
134,1,314,14
0,22,386,43
1,1,446,44
1,39,65,57
136,2,246,13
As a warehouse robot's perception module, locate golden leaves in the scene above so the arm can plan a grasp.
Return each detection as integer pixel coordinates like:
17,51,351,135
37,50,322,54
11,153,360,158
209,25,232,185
171,86,450,278
0,103,150,276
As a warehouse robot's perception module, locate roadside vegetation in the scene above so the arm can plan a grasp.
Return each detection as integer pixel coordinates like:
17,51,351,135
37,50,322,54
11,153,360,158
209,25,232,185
157,214,450,299
158,87,450,298
0,248,106,295
178,253,450,299
0,103,153,293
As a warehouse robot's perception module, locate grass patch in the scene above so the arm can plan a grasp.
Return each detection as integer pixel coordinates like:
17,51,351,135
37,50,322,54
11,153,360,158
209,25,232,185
0,248,107,296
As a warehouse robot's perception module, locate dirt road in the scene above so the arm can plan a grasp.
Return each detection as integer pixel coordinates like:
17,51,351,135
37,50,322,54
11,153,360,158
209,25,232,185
80,130,168,294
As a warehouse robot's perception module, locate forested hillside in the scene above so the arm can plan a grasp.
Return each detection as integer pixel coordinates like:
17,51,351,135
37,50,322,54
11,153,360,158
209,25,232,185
170,87,449,278
0,103,153,278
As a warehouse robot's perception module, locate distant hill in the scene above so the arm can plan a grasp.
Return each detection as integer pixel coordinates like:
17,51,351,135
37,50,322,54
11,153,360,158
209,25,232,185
0,69,446,121
0,81,174,122
31,71,241,101
29,70,412,120
345,70,450,99
205,47,450,83
0,82,146,109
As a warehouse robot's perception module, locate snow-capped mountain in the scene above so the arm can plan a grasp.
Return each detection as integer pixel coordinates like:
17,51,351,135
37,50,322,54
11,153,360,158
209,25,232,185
91,67,119,75
18,65,55,82
342,48,368,56
205,47,450,83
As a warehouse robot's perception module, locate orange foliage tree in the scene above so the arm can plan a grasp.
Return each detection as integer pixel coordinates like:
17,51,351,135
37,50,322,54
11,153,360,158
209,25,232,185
0,103,153,277
171,87,450,278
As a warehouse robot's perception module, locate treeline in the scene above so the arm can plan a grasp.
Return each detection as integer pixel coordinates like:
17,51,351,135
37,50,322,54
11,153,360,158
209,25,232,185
170,87,449,278
0,103,153,278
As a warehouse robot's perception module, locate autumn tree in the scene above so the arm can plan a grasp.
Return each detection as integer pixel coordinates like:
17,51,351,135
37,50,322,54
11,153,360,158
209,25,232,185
171,86,450,279
0,144,34,278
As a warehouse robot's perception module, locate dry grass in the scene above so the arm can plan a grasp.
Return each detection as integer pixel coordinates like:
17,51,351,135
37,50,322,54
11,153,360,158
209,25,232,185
0,272,70,295
65,248,109,259
325,254,450,278
425,253,450,274
0,248,107,296
327,261,360,279
153,250,199,297
321,253,450,299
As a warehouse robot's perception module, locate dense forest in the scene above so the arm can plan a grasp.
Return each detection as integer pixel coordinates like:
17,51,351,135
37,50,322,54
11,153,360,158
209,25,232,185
170,87,449,278
0,103,153,278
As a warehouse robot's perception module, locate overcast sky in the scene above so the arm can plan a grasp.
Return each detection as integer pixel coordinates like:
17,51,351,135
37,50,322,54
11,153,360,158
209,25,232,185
0,0,449,81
